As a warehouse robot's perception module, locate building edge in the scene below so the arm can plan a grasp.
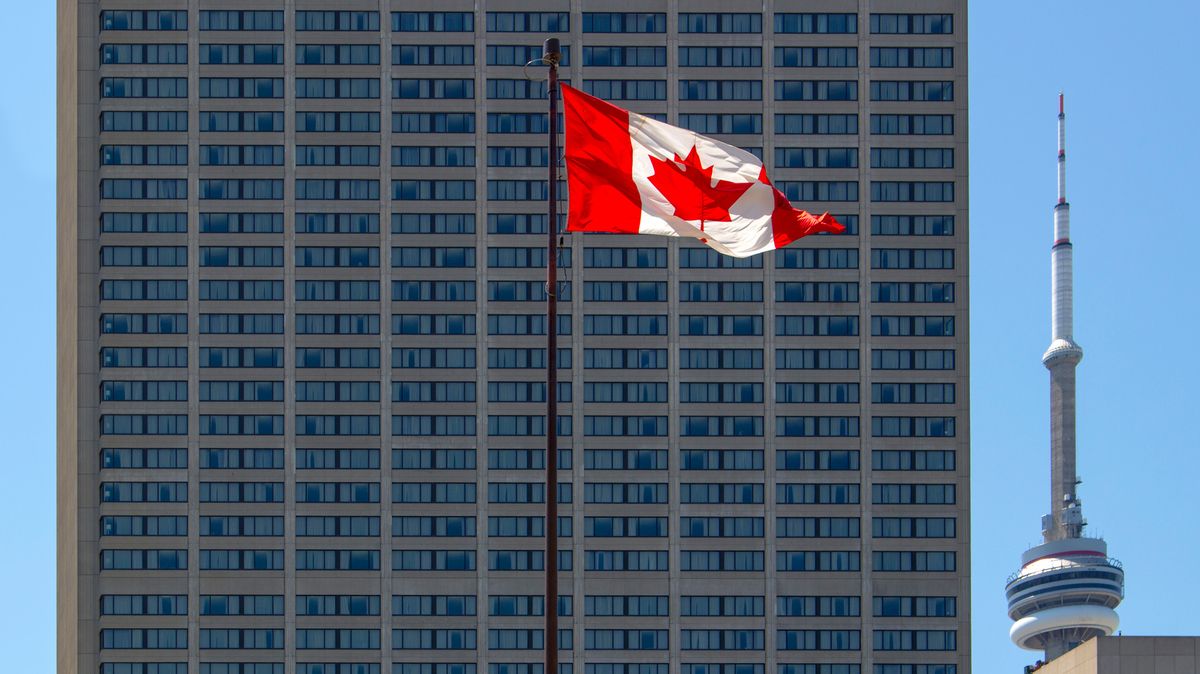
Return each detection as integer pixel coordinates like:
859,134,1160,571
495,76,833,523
57,1,80,674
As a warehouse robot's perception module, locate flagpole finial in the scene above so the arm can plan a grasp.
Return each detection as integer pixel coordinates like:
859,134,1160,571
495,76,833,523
543,38,561,66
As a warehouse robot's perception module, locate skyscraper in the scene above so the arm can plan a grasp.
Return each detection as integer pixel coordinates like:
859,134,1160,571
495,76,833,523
58,4,969,674
1004,96,1123,665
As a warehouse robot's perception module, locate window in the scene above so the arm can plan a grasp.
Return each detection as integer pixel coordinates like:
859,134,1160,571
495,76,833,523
200,78,283,98
199,449,283,469
102,595,188,615
679,114,762,134
680,349,762,369
395,595,477,616
681,449,761,470
101,513,185,531
393,483,476,504
102,78,186,98
777,630,861,650
393,180,475,201
199,11,283,30
777,450,860,471
775,81,857,101
393,79,473,99
101,179,186,200
200,44,282,64
873,518,956,538
394,516,475,537
391,113,475,136
777,552,861,573
777,114,858,135
870,81,953,102
102,10,187,30
778,596,861,617
298,111,379,132
392,550,476,571
101,380,187,401
871,316,954,337
582,13,665,33
201,347,284,368
680,13,760,32
487,12,568,31
777,518,860,538
870,14,953,34
872,114,954,136
297,11,379,31
100,314,187,334
872,47,953,68
680,483,762,504
777,181,859,202
395,213,475,234
777,148,858,169
102,111,187,132
396,45,474,66
681,551,763,571
297,449,379,470
679,314,762,337
680,80,761,101
586,550,668,571
200,549,283,571
299,595,381,616
872,484,956,504
777,484,859,505
297,549,381,570
774,13,857,33
775,47,857,67
776,383,859,403
679,47,761,67
200,516,282,536
872,450,955,471
776,282,858,303
582,46,664,67
584,449,667,471
776,315,858,336
391,629,476,650
393,146,474,167
201,111,283,132
392,12,473,32
872,630,957,651
873,596,956,617
298,45,380,65
682,517,762,538
102,145,187,165
873,282,954,303
872,349,955,370
776,416,860,437
102,448,187,469
872,416,956,437
873,383,955,404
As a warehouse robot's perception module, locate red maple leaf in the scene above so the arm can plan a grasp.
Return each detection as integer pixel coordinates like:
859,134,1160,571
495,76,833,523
647,146,754,223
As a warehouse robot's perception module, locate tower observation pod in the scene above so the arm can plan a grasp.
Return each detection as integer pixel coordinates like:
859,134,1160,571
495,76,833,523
1005,94,1124,663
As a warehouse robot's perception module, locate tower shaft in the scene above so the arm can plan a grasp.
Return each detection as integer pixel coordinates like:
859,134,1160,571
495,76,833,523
1042,92,1084,541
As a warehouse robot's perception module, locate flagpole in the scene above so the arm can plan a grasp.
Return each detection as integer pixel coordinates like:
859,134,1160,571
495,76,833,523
542,36,561,674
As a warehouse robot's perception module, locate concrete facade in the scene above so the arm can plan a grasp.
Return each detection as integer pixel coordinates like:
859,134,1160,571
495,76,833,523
59,2,970,674
1033,637,1200,674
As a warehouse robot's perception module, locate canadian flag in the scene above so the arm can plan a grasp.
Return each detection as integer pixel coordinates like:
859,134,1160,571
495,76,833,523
562,84,844,258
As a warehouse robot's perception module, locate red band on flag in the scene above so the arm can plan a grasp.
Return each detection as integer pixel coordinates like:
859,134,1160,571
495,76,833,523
562,84,642,234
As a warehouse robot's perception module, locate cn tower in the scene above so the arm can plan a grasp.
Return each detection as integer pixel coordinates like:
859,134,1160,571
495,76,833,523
1004,94,1125,662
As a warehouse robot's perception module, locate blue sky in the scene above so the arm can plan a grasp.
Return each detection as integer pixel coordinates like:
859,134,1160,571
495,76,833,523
4,0,1199,670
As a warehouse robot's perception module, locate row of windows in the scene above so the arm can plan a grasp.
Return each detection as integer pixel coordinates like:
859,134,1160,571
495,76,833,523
96,659,937,674
98,548,953,576
101,11,950,35
98,345,954,375
103,177,955,200
101,110,952,138
101,481,953,505
99,77,951,102
95,212,926,238
101,447,954,474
